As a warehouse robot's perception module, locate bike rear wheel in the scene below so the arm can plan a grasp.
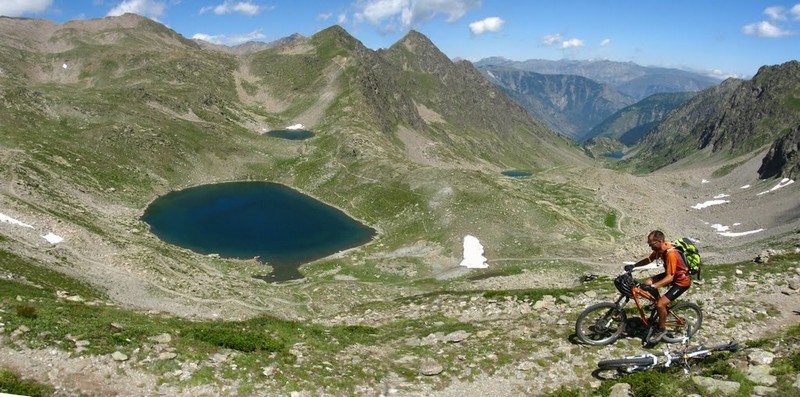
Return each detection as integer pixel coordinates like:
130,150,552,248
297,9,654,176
661,302,703,343
575,302,626,345
597,356,656,372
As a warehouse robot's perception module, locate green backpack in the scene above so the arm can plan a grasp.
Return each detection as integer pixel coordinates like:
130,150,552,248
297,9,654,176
672,237,702,279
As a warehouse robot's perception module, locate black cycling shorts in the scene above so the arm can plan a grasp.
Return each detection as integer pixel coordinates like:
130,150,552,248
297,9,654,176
652,273,690,301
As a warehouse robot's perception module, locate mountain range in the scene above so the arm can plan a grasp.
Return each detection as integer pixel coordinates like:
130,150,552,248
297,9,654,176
0,14,799,396
475,58,719,141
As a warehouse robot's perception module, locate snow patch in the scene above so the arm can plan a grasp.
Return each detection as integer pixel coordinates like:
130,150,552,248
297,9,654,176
459,235,488,268
757,178,794,196
43,233,64,244
0,213,33,228
711,224,729,232
719,229,764,237
713,193,730,199
691,199,729,210
285,124,304,130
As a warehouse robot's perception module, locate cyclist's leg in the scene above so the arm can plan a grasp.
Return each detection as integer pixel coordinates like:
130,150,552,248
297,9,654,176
660,285,689,327
663,284,689,301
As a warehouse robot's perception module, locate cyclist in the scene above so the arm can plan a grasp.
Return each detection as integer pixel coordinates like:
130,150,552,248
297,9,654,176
624,230,692,343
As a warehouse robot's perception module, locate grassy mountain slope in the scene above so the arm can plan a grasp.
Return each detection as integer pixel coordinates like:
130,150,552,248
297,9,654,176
0,15,623,317
585,91,696,145
1,15,799,397
629,61,800,174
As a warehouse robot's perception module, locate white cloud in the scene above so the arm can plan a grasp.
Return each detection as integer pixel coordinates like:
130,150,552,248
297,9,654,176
107,0,166,18
704,68,742,80
742,20,793,37
600,38,611,46
357,0,409,25
0,0,53,16
561,38,584,48
541,33,584,49
317,12,333,20
199,1,264,16
192,29,266,45
354,0,481,30
541,33,563,46
338,13,348,24
743,5,800,38
469,16,504,35
412,0,480,24
764,6,786,20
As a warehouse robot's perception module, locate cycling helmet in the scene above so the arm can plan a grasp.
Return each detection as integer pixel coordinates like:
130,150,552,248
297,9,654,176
614,272,636,298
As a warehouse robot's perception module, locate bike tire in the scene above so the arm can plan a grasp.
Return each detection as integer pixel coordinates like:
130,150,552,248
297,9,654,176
707,341,738,353
575,302,626,345
661,302,703,343
597,356,656,371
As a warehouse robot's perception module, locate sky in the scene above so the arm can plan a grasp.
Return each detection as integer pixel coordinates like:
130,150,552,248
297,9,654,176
1,0,799,79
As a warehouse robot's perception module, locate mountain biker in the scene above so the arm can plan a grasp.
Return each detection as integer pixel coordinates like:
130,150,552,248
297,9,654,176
623,230,692,343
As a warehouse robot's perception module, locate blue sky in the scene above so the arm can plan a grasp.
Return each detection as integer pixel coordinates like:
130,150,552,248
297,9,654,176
2,0,799,79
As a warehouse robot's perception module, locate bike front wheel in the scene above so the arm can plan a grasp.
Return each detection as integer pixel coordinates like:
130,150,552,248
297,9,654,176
575,302,626,345
597,356,656,372
661,302,703,343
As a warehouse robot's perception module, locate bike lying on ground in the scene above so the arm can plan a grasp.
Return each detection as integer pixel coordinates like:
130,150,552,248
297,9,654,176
575,270,703,345
597,341,738,374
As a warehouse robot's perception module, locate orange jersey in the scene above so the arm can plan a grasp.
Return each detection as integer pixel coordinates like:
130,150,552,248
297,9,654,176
648,242,692,287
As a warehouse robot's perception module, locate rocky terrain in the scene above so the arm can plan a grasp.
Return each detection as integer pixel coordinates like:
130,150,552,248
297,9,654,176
1,250,799,396
0,14,798,397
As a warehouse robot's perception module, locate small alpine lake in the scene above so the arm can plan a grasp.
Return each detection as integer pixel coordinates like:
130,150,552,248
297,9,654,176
501,170,532,178
265,129,315,140
141,181,375,282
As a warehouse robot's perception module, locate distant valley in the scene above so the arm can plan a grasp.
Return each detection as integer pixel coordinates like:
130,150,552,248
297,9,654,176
476,57,719,142
0,14,798,396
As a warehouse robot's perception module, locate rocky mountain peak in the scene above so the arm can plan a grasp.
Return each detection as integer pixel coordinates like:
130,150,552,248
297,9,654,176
388,30,454,72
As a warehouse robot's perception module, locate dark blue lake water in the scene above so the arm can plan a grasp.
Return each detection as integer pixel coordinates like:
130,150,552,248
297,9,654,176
141,182,375,282
605,151,624,159
266,129,315,140
501,170,532,178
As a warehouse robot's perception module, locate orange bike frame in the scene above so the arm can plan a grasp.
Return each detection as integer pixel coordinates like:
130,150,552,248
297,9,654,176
629,285,686,328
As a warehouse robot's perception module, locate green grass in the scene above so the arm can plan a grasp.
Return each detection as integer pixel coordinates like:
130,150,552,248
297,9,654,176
0,369,53,397
604,211,617,228
2,249,800,394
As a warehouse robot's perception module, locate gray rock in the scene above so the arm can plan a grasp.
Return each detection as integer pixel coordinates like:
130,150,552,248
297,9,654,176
516,361,535,371
747,349,775,365
111,351,129,361
419,358,444,376
148,333,172,344
609,383,632,397
691,375,741,396
746,365,777,386
442,330,470,343
752,385,778,396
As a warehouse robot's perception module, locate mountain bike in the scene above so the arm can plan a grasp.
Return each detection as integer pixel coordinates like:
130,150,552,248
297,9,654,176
597,341,738,374
575,270,702,345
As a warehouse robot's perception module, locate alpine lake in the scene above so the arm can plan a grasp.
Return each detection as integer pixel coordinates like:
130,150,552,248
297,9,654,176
141,181,376,282
265,129,315,140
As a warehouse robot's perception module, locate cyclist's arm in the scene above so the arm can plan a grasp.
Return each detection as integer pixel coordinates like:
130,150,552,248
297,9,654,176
630,251,657,268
